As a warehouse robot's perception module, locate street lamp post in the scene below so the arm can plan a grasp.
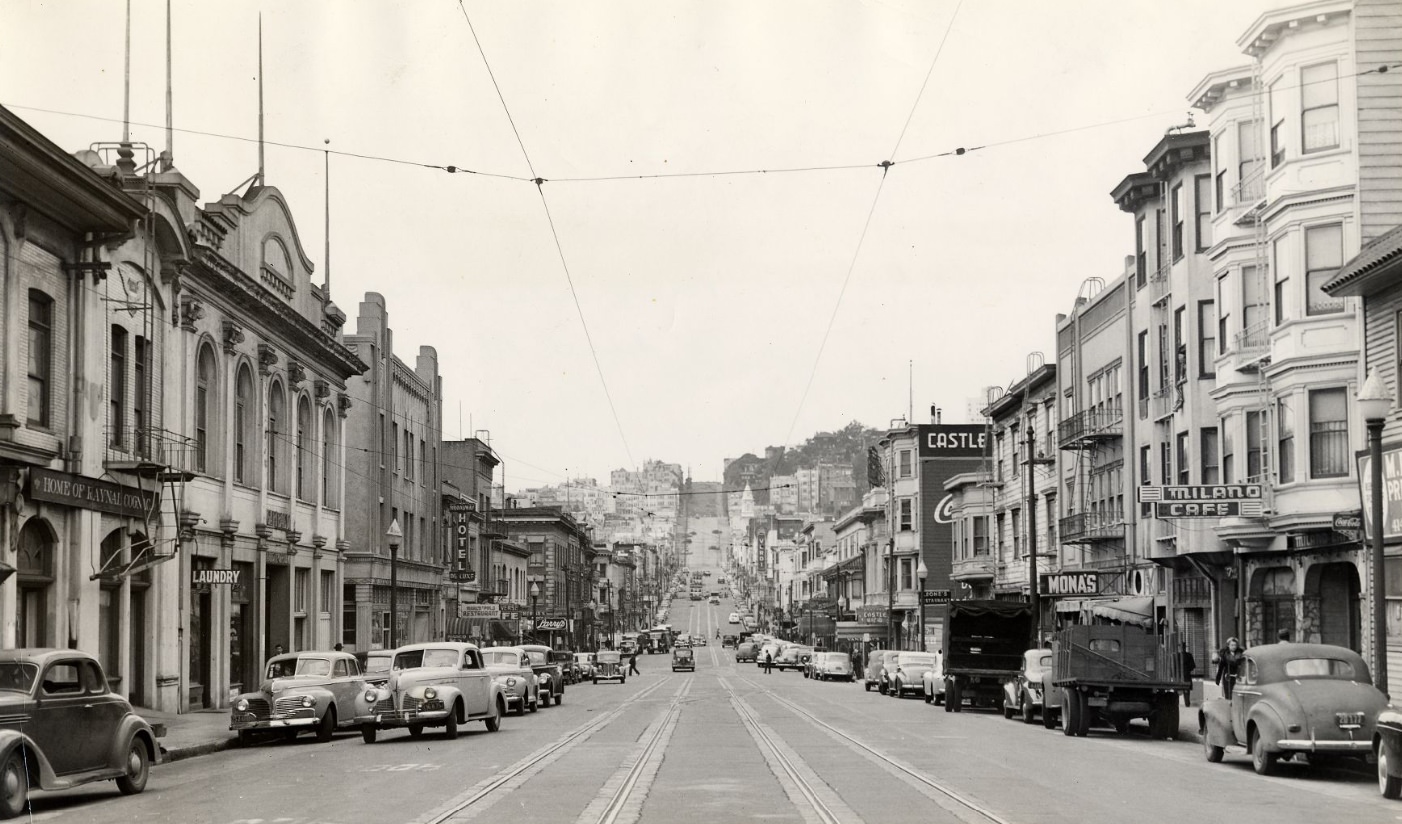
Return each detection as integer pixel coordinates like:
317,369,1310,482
386,519,402,649
1360,368,1391,694
529,581,541,645
917,559,928,652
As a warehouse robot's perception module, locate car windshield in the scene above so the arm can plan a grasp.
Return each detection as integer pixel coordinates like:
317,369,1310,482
1283,657,1358,680
395,648,461,669
575,654,594,663
898,654,936,668
0,663,37,693
364,656,391,675
526,651,549,665
675,649,693,658
481,651,519,667
294,657,332,677
267,657,330,678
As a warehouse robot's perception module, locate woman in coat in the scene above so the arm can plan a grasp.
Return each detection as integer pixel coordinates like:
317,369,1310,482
1214,637,1245,699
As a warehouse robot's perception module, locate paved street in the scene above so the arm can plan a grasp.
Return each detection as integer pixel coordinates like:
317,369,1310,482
22,594,1389,824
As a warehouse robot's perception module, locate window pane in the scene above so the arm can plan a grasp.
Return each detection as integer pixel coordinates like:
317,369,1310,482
1306,225,1345,315
1301,62,1338,108
1309,388,1348,478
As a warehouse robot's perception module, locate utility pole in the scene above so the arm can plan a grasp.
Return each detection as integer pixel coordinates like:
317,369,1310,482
1026,413,1055,647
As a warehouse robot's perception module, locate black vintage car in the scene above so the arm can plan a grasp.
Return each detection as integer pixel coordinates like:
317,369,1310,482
519,645,566,706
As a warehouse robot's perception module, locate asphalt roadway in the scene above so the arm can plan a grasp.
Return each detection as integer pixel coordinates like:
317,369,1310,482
25,590,1395,824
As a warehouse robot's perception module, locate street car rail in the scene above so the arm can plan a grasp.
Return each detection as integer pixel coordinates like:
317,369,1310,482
418,677,675,824
588,676,694,824
742,675,1014,824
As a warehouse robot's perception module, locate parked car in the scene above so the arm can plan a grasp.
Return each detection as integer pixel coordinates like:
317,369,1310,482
357,642,507,742
1002,649,1053,724
864,650,900,693
358,650,393,687
922,665,947,706
573,652,597,681
776,646,814,672
1199,643,1387,776
758,641,786,667
810,652,854,682
1376,705,1402,799
480,647,540,715
888,652,939,698
736,642,758,663
230,650,369,745
0,649,159,819
519,645,566,706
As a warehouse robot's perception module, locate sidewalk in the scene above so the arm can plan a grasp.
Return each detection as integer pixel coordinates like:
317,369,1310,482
138,707,237,764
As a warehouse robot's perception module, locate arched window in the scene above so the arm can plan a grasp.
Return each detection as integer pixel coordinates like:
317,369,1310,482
267,381,286,494
235,365,255,485
263,237,292,281
17,518,56,647
296,395,312,500
322,407,338,508
195,344,219,475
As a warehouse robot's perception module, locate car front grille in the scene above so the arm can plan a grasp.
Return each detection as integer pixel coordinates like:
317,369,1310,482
273,696,315,717
241,698,272,720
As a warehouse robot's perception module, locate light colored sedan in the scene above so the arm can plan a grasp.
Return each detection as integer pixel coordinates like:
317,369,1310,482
888,652,939,698
809,652,854,682
480,647,540,715
230,651,368,745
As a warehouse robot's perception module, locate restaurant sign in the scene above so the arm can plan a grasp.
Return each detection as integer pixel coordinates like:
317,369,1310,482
28,468,159,519
1040,572,1100,596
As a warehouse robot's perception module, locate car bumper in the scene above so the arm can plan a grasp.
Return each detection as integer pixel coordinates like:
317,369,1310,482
230,713,318,731
1275,739,1372,753
358,702,451,727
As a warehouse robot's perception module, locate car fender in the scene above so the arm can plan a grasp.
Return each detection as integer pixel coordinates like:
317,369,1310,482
1040,671,1062,713
0,732,59,788
1003,680,1018,707
412,682,465,713
1199,697,1235,748
287,685,340,719
1245,702,1288,752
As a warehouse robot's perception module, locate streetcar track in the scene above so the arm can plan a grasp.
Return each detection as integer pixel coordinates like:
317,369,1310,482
416,677,676,824
579,676,694,824
718,677,858,824
739,675,1012,824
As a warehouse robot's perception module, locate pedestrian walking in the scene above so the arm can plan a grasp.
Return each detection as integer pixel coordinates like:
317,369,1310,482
1178,642,1197,707
1214,637,1245,700
763,649,773,674
628,652,640,676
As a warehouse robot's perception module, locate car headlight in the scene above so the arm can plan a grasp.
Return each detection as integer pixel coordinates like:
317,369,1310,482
423,687,437,700
540,674,550,683
301,695,316,708
235,699,249,712
364,688,379,702
506,678,517,687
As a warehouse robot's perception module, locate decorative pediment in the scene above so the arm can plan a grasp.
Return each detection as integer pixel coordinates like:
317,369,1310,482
257,343,279,375
221,320,245,354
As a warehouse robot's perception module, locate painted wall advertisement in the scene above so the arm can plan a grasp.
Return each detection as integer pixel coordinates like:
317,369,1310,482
1358,446,1402,542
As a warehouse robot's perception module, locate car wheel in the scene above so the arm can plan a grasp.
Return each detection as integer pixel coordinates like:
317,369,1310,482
408,724,425,738
0,750,28,818
1002,700,1015,720
444,706,460,740
1042,707,1057,730
485,699,503,732
1250,729,1276,776
541,689,552,708
116,738,150,795
1203,733,1225,763
864,681,872,692
360,724,378,744
1380,741,1402,799
317,708,337,743
555,690,564,706
1022,694,1037,725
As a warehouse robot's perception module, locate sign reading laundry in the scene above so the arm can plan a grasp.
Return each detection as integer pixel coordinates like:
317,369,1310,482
27,468,159,519
192,569,241,585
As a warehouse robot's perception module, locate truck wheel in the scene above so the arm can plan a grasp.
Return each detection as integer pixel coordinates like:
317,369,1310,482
1022,694,1037,725
1063,691,1080,737
1075,694,1090,737
1380,741,1402,799
948,680,962,713
1203,734,1224,763
542,688,552,708
360,724,377,744
1250,730,1276,776
1157,700,1180,741
1042,706,1057,730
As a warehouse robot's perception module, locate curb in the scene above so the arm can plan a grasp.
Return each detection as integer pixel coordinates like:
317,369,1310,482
159,737,236,764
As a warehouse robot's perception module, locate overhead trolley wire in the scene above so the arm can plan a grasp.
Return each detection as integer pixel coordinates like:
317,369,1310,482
456,0,636,470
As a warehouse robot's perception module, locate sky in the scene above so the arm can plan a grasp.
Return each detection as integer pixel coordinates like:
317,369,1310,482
1,0,1295,490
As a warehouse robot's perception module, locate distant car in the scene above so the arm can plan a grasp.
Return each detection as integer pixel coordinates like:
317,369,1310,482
231,651,369,745
888,652,939,698
735,642,758,663
1002,649,1052,724
672,647,696,672
775,646,813,672
722,635,739,648
480,648,540,715
519,645,566,707
696,638,708,647
0,649,159,819
1199,643,1387,776
573,652,597,681
809,652,854,682
676,633,693,648
864,650,900,693
729,613,740,624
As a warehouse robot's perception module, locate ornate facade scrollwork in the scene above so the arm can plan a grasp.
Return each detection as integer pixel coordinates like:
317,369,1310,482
314,379,331,400
337,393,352,418
221,321,245,355
257,343,279,375
178,295,206,332
286,359,307,386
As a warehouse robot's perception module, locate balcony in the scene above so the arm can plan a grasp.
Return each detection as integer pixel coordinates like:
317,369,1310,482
951,555,994,583
1058,511,1125,544
1149,260,1172,306
1057,407,1123,450
1234,320,1271,372
1151,385,1183,421
105,426,198,479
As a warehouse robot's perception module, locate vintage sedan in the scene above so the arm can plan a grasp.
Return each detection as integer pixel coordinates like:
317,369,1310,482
922,665,947,706
357,642,507,742
1199,643,1387,776
230,651,368,745
888,652,939,699
809,652,854,682
1376,705,1402,799
358,650,393,687
573,652,597,681
672,647,696,672
1002,649,1053,725
0,649,159,819
775,645,813,672
865,650,900,694
519,645,566,706
480,647,540,715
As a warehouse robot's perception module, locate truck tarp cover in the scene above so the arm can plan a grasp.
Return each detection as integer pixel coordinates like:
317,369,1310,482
946,601,1032,619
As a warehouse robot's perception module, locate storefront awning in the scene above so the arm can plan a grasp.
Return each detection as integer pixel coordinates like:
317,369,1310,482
1147,551,1235,571
835,621,889,640
446,616,519,642
1090,596,1155,628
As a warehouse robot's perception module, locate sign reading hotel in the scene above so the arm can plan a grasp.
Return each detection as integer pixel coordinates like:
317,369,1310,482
1137,484,1264,518
27,468,159,519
